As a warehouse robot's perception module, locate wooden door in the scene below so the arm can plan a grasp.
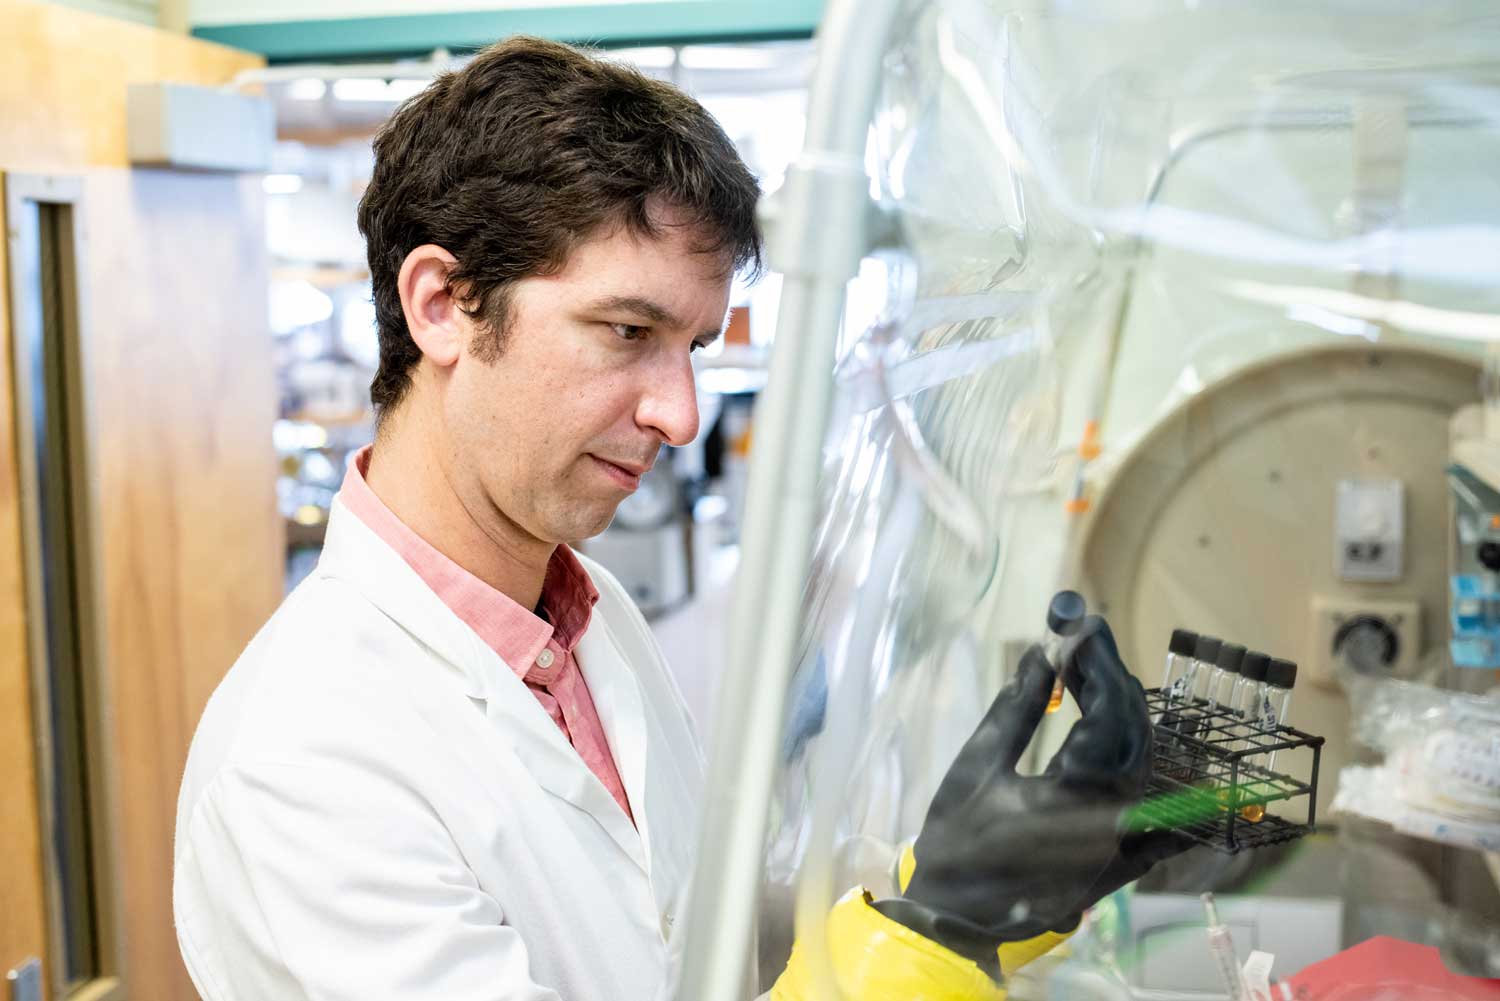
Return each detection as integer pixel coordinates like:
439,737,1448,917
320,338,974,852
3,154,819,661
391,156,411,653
0,175,53,1001
85,165,282,1001
2,172,115,1001
1,165,280,1000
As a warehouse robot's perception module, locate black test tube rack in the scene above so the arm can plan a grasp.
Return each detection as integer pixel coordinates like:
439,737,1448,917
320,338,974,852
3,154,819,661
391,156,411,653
1138,688,1325,854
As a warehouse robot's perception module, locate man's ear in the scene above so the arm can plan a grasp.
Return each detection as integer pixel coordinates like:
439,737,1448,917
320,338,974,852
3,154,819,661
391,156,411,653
397,244,464,368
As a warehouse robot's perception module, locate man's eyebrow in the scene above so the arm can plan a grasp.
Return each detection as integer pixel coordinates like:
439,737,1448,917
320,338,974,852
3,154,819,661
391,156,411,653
590,294,723,343
589,295,683,329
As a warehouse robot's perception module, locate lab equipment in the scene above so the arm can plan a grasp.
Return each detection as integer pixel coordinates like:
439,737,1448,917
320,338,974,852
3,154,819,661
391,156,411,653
1043,590,1087,713
1161,628,1199,702
1186,635,1224,707
1202,892,1248,1001
1282,935,1500,1000
1448,464,1500,668
1231,653,1271,720
1259,660,1298,758
1207,642,1248,710
674,0,1500,995
1234,659,1300,821
1334,678,1500,854
1138,682,1324,852
585,446,690,617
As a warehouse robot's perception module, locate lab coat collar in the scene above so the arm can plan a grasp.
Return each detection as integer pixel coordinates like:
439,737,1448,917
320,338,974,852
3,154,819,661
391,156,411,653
317,497,650,875
318,498,490,700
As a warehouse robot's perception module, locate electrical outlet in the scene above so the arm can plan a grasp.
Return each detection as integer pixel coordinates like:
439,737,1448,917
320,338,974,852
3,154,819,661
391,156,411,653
1308,595,1421,689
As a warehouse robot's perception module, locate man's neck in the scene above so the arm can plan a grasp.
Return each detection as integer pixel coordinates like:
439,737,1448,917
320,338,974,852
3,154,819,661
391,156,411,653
363,406,552,612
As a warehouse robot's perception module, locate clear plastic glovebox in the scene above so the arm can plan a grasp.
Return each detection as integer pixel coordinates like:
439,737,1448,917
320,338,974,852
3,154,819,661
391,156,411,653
679,2,1500,998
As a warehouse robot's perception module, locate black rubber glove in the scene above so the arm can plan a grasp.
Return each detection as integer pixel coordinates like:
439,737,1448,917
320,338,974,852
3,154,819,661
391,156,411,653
874,616,1191,978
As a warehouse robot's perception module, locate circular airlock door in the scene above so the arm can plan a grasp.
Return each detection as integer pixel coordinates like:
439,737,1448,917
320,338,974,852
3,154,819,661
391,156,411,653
1077,342,1480,819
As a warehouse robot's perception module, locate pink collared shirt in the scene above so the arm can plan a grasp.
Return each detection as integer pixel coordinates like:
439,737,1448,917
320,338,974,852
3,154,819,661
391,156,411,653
338,445,634,824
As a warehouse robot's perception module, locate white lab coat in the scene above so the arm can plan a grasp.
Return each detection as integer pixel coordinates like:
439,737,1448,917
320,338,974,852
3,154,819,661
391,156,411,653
173,496,708,1001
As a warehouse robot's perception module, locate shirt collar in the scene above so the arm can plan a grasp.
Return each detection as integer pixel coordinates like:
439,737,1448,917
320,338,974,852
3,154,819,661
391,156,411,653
338,444,599,679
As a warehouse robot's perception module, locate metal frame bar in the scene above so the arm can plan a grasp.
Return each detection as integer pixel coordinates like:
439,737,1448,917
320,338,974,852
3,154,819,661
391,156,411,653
192,0,826,63
669,0,901,997
5,173,124,1001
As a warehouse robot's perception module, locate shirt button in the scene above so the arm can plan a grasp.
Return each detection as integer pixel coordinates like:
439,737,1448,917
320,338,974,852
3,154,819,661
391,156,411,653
536,649,555,669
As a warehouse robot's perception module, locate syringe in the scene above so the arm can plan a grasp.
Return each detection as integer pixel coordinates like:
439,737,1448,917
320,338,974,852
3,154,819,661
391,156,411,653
1201,892,1247,1001
1043,590,1087,714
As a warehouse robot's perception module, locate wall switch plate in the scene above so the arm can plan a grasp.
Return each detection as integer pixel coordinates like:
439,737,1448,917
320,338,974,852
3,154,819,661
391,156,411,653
1334,478,1405,582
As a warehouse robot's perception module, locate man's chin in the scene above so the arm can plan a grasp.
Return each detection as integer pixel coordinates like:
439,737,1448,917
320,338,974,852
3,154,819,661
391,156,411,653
549,507,619,545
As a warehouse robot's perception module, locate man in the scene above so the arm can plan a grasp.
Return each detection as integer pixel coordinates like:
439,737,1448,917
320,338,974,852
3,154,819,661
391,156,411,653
174,36,1178,1001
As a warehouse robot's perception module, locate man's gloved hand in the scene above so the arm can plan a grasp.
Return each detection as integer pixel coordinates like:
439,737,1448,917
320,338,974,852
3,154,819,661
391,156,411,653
873,616,1191,979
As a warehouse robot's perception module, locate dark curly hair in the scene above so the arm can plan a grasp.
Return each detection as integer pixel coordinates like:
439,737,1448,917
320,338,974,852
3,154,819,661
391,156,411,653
358,35,764,419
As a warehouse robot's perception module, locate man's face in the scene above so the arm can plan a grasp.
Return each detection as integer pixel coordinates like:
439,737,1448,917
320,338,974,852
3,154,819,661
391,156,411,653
442,210,732,546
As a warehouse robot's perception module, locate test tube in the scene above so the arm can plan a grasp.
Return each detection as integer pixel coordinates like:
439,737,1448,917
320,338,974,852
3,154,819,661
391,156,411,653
1258,659,1298,771
1043,590,1087,714
1208,643,1246,710
1231,653,1271,822
1238,660,1297,822
1183,634,1222,707
1230,652,1269,718
1161,628,1199,703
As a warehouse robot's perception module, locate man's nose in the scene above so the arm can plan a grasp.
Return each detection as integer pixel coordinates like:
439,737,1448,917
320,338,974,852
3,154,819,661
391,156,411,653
636,354,700,447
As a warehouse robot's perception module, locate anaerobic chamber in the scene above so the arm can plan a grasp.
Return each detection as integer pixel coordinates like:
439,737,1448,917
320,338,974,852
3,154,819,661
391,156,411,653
672,2,1500,999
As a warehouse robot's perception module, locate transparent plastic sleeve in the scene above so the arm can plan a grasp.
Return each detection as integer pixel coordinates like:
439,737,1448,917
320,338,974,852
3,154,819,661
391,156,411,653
712,1,1500,997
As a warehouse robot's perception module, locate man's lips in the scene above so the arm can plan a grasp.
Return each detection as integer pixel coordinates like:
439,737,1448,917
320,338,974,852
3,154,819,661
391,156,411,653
590,454,652,488
595,456,652,477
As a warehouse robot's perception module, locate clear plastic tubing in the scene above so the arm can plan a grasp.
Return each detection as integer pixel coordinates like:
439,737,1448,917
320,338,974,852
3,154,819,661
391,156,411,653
1043,590,1087,713
1202,642,1246,709
1161,628,1199,705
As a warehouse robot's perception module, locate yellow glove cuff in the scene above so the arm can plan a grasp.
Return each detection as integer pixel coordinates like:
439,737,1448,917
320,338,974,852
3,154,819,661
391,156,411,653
897,841,919,894
771,888,1006,1001
997,930,1073,972
896,843,1075,977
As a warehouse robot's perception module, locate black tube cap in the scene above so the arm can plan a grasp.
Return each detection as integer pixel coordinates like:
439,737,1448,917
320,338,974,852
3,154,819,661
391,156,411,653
1240,652,1270,682
1217,642,1247,674
1267,659,1298,689
1194,635,1223,663
1047,590,1087,636
1169,628,1199,656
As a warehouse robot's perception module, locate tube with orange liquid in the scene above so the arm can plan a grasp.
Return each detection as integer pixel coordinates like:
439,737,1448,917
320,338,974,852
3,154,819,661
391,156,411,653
1042,590,1087,713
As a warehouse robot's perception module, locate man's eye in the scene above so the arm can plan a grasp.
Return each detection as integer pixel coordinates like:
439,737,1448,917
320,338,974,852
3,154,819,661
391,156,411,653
690,340,707,353
610,323,647,341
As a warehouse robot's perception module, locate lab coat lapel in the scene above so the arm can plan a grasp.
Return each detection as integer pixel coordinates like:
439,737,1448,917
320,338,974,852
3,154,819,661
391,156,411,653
574,614,654,876
318,498,648,876
479,655,648,876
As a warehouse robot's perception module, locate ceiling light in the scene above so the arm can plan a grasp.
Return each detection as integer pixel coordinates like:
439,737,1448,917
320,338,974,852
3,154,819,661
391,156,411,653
678,45,779,71
286,78,327,101
262,173,304,195
386,78,430,101
330,77,431,103
612,46,676,69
